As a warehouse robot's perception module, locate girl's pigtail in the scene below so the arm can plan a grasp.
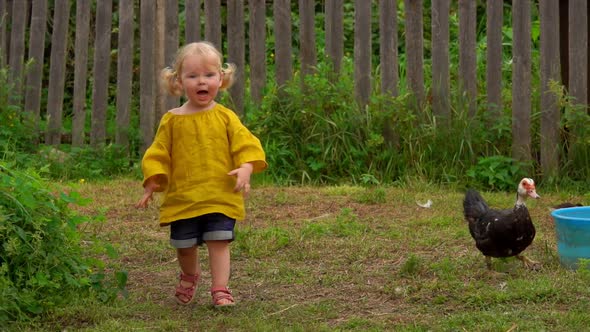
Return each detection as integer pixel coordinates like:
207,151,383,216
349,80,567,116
220,63,236,91
160,67,183,96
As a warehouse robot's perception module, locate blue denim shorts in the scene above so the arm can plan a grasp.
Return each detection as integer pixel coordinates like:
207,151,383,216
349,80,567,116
169,213,236,248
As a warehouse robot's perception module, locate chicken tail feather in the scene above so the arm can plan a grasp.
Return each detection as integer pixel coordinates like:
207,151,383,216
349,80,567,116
463,189,489,220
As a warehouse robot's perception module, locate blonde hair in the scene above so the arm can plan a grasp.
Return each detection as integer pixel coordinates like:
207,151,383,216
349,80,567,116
160,41,236,97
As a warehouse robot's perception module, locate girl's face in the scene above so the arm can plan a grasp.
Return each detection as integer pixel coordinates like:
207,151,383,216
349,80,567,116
179,54,223,110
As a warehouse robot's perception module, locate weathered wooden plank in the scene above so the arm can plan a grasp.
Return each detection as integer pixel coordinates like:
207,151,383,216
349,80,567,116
227,0,244,115
140,0,156,153
511,0,532,162
568,0,588,106
45,0,70,145
431,0,450,120
299,0,316,78
486,0,503,120
567,0,588,163
404,0,425,109
379,0,398,146
155,0,165,122
379,0,398,96
559,2,568,91
72,0,91,146
24,0,48,136
273,0,292,87
459,0,477,116
185,0,201,43
325,0,343,74
249,0,266,104
354,0,371,108
115,0,134,147
539,0,561,177
8,0,27,104
164,0,179,112
204,0,221,50
90,0,112,146
0,0,8,68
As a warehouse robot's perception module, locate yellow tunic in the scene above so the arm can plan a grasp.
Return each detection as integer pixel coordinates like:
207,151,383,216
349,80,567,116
141,104,267,225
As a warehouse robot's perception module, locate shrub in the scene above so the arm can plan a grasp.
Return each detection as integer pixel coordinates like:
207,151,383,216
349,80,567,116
36,144,134,181
0,163,126,323
466,155,529,191
247,57,404,185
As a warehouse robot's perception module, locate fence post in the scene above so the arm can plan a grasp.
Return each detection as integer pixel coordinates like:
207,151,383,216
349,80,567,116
274,0,292,88
115,0,135,148
45,0,70,145
8,0,26,106
72,0,91,147
299,0,316,79
511,0,532,163
185,0,201,43
431,0,450,121
204,0,221,50
539,0,561,177
325,0,343,74
486,0,503,121
379,0,399,147
90,0,112,147
24,0,48,141
354,0,371,109
459,0,477,117
404,0,425,111
568,0,588,106
380,0,398,97
0,0,7,67
155,0,166,123
164,0,179,112
249,0,266,105
567,0,588,164
227,0,245,116
140,0,157,154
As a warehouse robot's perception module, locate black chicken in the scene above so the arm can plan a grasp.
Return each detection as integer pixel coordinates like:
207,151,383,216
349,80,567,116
463,178,541,270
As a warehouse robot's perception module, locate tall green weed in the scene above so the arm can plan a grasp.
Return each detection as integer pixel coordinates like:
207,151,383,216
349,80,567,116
246,56,518,187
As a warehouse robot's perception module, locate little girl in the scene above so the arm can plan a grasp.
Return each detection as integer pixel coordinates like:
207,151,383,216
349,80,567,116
136,41,267,307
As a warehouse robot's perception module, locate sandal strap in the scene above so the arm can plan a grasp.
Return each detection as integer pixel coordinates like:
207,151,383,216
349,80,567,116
175,273,199,305
211,287,234,305
179,272,199,283
210,286,232,295
175,284,195,297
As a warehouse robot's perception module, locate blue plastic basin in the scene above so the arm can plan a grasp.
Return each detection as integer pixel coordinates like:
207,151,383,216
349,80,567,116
551,206,590,269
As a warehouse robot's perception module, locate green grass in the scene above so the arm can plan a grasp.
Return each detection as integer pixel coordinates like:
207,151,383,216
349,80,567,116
5,178,590,331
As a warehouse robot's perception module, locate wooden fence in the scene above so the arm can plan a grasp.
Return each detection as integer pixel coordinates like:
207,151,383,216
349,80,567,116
1,0,588,177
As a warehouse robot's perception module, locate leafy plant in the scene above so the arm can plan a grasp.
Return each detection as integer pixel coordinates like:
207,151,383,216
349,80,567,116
0,65,38,159
466,155,528,191
549,80,590,182
36,144,133,181
247,56,405,185
0,163,126,323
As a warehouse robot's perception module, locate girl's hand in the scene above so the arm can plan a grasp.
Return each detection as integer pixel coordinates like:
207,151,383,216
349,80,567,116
136,177,161,208
228,163,253,197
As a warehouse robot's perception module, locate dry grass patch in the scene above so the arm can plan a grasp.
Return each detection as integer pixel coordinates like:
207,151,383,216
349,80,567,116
9,179,590,331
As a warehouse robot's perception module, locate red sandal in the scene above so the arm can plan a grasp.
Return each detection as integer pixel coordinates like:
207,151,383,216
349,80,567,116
211,286,235,308
175,272,199,305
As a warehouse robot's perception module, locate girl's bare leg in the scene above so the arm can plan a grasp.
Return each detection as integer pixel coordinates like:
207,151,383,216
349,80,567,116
206,240,232,305
176,246,200,302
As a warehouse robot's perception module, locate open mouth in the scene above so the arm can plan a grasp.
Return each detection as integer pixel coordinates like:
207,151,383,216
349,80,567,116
197,90,208,95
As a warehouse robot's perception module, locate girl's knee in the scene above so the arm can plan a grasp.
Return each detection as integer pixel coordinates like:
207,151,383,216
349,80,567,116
206,240,230,246
177,246,196,256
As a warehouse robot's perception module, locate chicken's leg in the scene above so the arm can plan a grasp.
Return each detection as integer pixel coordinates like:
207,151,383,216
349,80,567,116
485,256,493,270
516,254,541,270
